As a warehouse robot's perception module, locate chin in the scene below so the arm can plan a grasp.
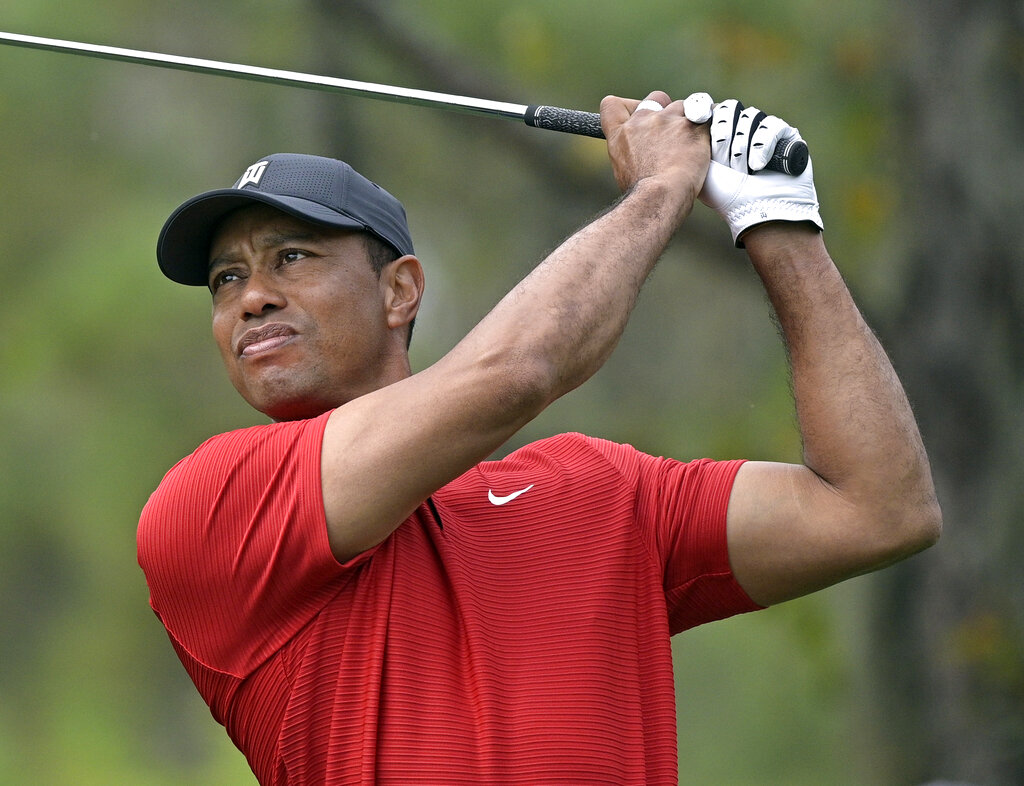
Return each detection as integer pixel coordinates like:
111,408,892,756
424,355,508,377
236,367,374,422
240,382,337,423
234,367,332,422
258,397,336,422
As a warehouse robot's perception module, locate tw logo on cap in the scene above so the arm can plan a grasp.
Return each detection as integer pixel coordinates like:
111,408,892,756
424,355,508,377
237,160,269,189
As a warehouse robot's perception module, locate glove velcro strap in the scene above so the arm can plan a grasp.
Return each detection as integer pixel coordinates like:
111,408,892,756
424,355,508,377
727,199,824,247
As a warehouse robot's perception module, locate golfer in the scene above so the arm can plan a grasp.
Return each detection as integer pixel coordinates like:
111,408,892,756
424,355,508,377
138,91,941,784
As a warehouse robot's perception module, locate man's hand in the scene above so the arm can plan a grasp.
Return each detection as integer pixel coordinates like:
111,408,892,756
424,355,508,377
600,91,711,225
699,99,823,246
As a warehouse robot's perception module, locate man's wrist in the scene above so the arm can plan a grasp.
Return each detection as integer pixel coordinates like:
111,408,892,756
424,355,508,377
624,173,699,228
742,221,825,260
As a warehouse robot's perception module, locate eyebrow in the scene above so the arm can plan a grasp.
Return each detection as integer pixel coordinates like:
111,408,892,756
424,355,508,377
208,229,322,273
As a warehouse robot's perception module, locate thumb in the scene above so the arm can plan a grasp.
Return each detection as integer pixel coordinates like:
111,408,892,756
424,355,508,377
600,95,634,138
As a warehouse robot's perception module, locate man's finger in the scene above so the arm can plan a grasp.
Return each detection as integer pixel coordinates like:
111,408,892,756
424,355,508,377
683,92,715,124
600,94,635,135
635,98,665,113
601,91,671,137
748,114,794,172
633,90,671,113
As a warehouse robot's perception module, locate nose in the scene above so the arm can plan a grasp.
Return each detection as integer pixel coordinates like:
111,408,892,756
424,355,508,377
238,269,287,318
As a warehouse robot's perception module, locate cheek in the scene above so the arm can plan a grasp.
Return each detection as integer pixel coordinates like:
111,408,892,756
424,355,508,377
211,311,238,364
311,281,379,334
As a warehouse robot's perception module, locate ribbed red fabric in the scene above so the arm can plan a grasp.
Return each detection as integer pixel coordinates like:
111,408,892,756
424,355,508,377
138,415,760,785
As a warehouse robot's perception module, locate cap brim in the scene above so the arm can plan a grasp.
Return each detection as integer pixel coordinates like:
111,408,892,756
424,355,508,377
157,189,368,286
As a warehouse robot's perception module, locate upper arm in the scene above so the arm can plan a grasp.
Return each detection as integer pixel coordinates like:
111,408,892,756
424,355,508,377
320,358,548,563
725,460,936,607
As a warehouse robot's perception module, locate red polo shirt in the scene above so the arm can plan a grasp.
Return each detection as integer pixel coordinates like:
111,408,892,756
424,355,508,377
138,413,759,784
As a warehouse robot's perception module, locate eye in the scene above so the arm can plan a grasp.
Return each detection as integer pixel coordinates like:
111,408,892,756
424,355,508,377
280,249,309,264
209,268,243,293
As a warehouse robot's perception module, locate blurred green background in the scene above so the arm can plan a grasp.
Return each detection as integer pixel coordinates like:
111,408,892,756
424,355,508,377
1,1,1021,784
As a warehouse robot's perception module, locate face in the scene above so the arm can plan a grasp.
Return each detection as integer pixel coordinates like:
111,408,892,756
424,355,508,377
208,204,414,421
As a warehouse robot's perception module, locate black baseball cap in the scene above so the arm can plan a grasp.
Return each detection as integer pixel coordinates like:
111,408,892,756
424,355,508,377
157,153,415,286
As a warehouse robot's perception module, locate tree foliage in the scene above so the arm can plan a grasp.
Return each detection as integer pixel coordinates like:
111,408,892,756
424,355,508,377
0,1,1019,783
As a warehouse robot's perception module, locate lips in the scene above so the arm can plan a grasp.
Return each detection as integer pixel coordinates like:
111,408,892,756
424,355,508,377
236,323,298,357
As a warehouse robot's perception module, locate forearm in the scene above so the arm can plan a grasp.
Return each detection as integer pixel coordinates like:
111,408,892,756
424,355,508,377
746,224,941,535
454,90,708,405
449,175,691,403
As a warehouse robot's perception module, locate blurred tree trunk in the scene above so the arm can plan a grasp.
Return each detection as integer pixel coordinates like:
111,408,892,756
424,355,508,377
871,2,1024,784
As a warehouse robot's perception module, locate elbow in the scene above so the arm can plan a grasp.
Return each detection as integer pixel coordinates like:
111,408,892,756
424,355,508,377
904,464,943,552
885,492,943,562
477,346,563,419
873,458,943,560
912,496,943,551
438,336,573,433
840,482,943,574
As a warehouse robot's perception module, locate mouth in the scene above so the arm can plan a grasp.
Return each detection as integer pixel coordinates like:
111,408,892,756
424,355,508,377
236,323,298,358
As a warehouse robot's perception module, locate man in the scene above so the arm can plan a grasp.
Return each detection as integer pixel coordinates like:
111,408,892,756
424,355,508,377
138,91,941,784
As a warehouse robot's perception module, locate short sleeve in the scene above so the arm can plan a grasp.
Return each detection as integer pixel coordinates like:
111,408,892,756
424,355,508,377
632,453,762,632
137,412,365,677
573,436,761,633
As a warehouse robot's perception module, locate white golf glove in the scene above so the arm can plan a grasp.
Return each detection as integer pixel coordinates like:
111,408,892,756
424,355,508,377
698,99,824,246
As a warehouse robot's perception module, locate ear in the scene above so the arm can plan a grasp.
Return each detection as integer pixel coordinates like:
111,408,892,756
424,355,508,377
382,255,424,332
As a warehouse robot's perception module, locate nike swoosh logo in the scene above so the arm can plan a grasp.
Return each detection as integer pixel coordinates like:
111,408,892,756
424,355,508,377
487,484,535,506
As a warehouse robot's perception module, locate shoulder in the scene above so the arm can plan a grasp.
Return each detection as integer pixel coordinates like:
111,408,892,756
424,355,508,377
449,431,730,484
137,413,344,675
501,432,646,469
439,433,651,507
191,414,329,468
138,414,332,563
488,432,722,485
152,415,329,499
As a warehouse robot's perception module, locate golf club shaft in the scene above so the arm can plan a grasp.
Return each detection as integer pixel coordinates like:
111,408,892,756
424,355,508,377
0,31,807,174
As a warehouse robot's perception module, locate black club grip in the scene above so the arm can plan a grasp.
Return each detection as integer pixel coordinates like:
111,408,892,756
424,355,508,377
524,104,808,176
525,105,605,138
